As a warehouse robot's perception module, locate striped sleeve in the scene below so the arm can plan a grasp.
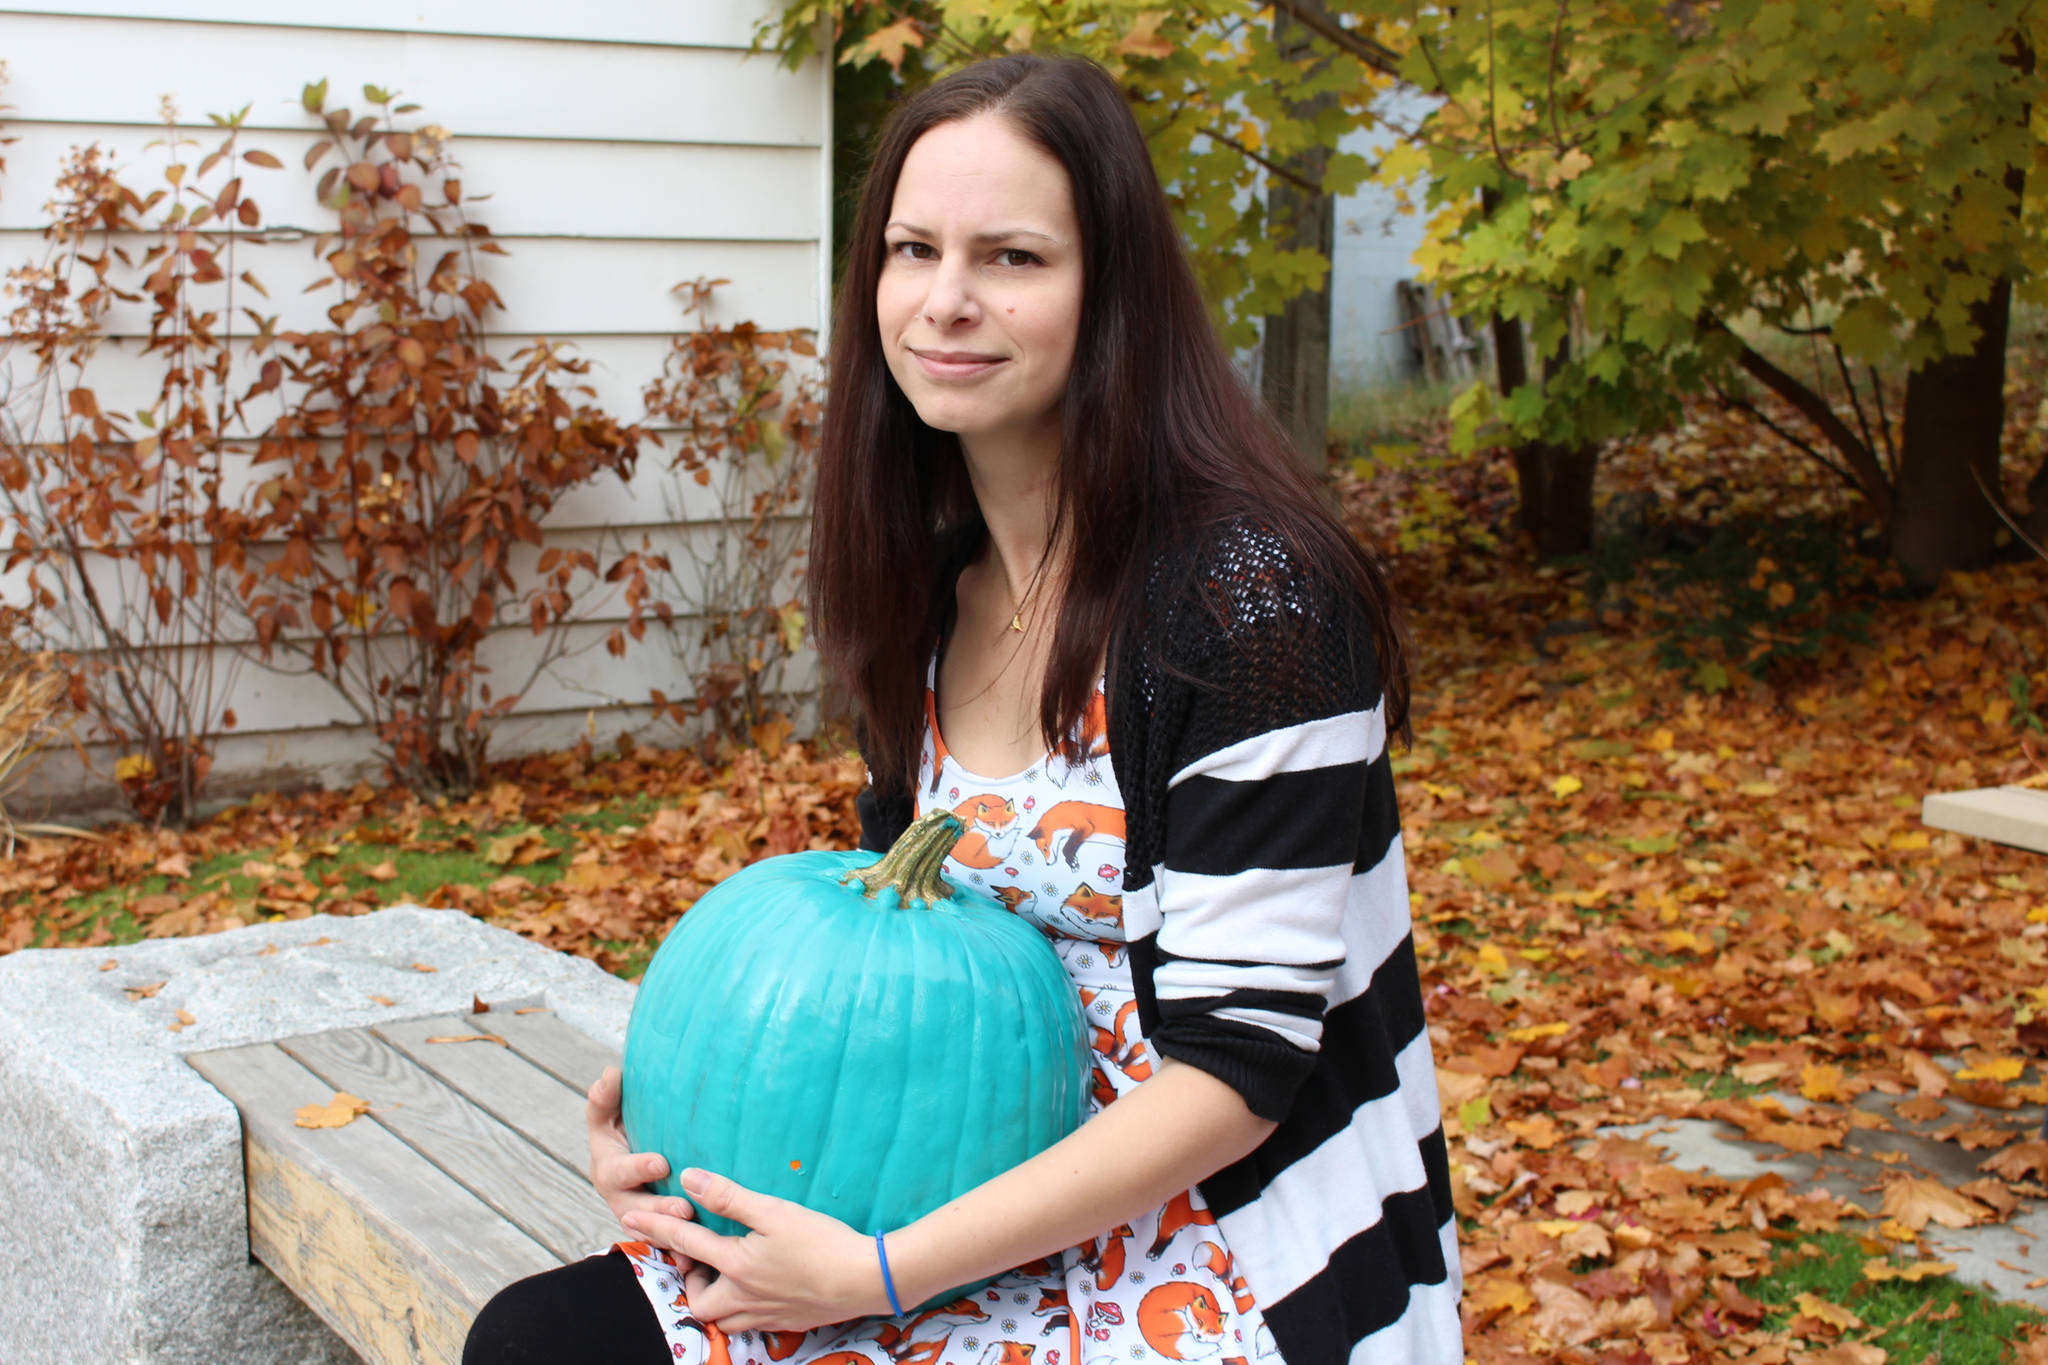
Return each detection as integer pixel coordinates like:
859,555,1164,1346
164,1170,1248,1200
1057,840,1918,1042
1132,702,1387,1121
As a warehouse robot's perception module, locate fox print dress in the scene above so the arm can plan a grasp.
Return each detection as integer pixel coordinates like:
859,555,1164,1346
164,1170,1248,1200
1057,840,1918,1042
615,665,1281,1365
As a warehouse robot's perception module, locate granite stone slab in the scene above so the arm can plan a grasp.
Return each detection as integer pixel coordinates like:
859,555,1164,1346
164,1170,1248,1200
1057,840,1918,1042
0,904,635,1364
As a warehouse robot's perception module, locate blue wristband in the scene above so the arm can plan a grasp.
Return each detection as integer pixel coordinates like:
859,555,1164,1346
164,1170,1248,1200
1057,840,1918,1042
874,1230,904,1316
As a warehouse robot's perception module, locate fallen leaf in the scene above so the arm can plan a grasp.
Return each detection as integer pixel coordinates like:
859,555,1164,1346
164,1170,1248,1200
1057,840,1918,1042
124,981,166,1001
513,1006,548,1015
258,942,278,956
1981,1140,2048,1181
1894,1095,1948,1121
362,860,399,882
1956,1056,2025,1083
1878,1177,1990,1230
368,994,397,1007
167,1009,195,1033
411,962,437,973
1551,774,1583,798
1801,1345,1886,1365
1792,1291,1863,1332
424,1033,508,1047
471,994,490,1014
97,959,117,971
294,1091,371,1129
1862,1258,1954,1283
1504,1021,1569,1043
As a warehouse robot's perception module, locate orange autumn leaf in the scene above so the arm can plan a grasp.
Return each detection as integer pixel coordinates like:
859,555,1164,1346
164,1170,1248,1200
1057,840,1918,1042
1800,1061,1846,1102
1981,1140,2048,1182
294,1091,371,1129
1861,1257,1955,1282
1791,1291,1863,1332
1877,1177,1991,1231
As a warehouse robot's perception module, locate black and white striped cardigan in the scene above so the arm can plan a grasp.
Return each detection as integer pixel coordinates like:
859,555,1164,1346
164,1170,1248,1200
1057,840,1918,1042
858,519,1463,1365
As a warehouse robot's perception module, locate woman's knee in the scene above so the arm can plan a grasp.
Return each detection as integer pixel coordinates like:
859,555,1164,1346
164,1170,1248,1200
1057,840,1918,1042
463,1250,666,1365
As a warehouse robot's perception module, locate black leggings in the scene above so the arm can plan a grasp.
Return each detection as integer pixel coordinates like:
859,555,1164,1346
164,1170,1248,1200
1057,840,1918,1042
463,1249,669,1364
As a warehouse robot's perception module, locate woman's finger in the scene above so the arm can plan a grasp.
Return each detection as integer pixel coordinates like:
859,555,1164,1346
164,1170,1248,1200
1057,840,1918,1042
684,1261,728,1321
680,1167,780,1232
626,1205,739,1274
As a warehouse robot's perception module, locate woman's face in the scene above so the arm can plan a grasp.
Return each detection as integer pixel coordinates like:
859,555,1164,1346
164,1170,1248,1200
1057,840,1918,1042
877,113,1083,449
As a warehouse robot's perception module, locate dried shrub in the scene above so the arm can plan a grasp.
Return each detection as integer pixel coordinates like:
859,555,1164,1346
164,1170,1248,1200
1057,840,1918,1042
637,278,821,747
0,103,271,824
237,84,663,797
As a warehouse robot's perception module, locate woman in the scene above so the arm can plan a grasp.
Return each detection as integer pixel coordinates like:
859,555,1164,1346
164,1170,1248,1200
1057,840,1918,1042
466,53,1460,1365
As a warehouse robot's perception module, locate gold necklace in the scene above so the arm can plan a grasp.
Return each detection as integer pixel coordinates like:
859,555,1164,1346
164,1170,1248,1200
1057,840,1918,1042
1007,564,1046,633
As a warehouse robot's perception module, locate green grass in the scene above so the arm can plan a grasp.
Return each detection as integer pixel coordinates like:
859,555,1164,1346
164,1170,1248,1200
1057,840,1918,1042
1748,1232,2043,1364
1330,379,1461,450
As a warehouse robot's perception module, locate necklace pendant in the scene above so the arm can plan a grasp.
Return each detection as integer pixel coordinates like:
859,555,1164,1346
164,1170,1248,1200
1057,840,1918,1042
1009,611,1025,633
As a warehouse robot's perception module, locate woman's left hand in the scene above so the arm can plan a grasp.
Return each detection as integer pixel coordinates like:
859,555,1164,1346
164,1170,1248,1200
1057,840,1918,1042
620,1169,893,1334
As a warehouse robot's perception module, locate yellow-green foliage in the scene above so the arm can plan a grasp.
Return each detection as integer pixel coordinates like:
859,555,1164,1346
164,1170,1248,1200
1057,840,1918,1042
762,2,1404,347
1352,0,2046,452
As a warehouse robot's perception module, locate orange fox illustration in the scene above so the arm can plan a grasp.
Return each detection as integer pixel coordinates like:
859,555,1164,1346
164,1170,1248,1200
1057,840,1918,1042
1047,691,1111,787
1194,1241,1258,1314
1149,1190,1219,1259
873,1297,990,1364
978,1344,1035,1365
809,1353,879,1365
1079,990,1153,1093
1061,885,1122,926
763,1332,806,1361
1136,1283,1228,1360
950,794,1023,869
1030,1286,1071,1336
1090,1222,1136,1291
1027,801,1125,869
992,885,1035,913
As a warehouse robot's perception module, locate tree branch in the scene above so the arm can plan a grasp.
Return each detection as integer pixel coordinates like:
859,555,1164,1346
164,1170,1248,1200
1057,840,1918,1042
1273,0,1403,76
1699,314,1895,524
1199,125,1322,193
1708,377,1861,495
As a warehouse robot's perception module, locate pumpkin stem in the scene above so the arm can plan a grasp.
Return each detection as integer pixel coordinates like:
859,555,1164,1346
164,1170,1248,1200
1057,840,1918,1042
845,809,963,906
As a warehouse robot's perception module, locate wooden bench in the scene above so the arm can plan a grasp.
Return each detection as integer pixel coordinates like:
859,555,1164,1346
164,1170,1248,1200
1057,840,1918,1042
1922,784,2048,855
188,1007,624,1365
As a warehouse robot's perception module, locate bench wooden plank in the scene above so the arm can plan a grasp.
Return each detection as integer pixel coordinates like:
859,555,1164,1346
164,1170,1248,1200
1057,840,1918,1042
1923,785,2048,855
189,1041,560,1365
278,1027,620,1262
374,1014,594,1171
459,1007,619,1095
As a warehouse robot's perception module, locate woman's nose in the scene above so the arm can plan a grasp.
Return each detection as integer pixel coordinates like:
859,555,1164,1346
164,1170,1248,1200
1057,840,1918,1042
920,259,980,328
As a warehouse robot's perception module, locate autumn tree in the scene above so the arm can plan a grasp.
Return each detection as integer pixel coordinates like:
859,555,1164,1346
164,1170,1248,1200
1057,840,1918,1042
1360,0,2045,578
762,0,1402,471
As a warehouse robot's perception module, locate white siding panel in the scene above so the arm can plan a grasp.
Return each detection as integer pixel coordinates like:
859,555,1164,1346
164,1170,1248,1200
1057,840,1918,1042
1,13,823,145
1,0,780,48
0,231,820,335
0,1,832,806
0,125,820,241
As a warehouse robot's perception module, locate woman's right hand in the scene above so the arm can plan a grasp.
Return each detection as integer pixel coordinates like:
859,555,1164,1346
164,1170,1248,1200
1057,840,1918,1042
587,1066,699,1251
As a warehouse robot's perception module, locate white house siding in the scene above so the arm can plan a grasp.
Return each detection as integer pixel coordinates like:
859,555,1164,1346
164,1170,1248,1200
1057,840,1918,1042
0,2,831,816
1328,85,1440,394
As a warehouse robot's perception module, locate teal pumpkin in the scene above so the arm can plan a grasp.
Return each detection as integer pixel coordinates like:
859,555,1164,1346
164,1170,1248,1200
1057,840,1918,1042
620,810,1089,1306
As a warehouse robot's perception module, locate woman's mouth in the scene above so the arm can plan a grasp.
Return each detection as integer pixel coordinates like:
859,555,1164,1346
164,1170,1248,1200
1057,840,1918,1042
910,348,1007,380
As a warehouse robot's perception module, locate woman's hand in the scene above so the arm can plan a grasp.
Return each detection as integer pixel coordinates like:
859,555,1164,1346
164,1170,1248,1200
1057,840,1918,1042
621,1169,889,1334
586,1066,698,1259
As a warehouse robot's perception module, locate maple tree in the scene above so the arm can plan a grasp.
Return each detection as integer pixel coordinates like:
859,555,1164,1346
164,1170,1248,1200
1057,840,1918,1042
759,1,1398,351
1355,0,2046,578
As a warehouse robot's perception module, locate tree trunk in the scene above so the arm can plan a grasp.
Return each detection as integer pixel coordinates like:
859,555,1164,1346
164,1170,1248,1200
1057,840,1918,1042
1896,30,2033,580
1507,322,1598,559
1893,274,2013,584
1260,8,1336,478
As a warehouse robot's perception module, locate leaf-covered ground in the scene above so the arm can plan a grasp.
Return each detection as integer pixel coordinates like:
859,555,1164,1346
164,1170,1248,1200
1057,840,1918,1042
6,385,2048,1361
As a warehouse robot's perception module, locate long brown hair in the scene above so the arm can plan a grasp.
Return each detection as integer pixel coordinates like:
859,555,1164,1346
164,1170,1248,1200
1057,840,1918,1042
809,54,1410,795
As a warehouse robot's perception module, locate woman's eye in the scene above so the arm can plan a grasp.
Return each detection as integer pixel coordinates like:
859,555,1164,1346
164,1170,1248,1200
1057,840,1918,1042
889,240,936,261
998,249,1040,268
